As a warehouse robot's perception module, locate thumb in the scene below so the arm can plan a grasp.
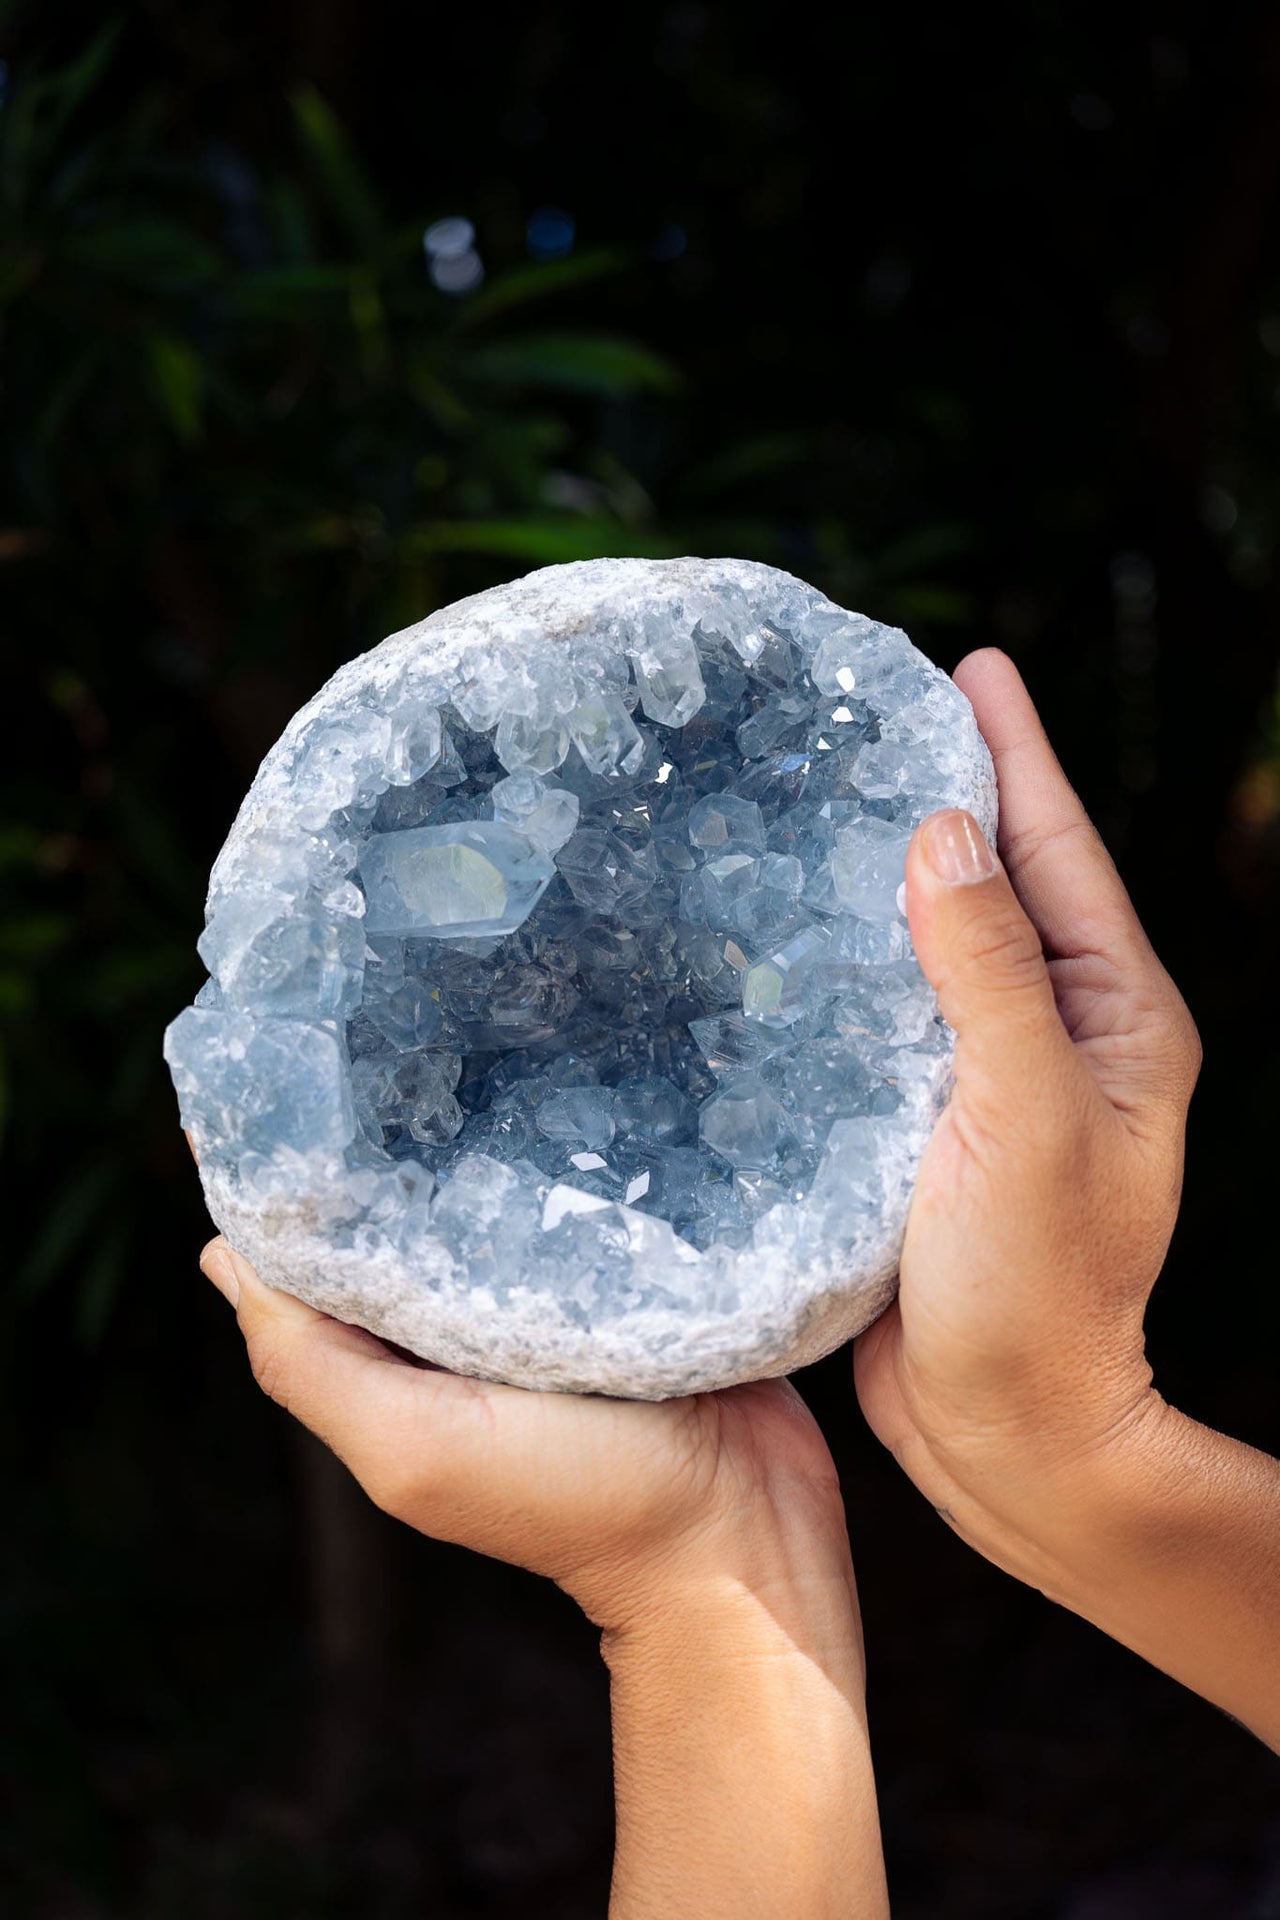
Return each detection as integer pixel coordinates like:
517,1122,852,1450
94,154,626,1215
905,809,1074,1100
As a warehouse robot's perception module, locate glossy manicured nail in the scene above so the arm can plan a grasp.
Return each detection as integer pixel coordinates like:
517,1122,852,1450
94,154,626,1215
200,1238,241,1307
920,810,998,886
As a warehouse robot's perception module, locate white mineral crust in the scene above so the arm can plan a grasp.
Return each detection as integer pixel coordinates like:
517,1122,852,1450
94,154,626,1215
166,558,996,1397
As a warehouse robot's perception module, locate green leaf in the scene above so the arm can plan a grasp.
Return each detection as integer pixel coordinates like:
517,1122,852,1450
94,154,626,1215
291,85,384,251
872,523,973,579
14,1158,115,1302
39,20,123,148
409,516,681,563
676,432,811,499
146,333,205,443
265,177,317,264
0,912,70,959
461,249,627,325
66,219,222,289
469,332,680,396
229,263,352,306
885,584,974,625
4,21,123,200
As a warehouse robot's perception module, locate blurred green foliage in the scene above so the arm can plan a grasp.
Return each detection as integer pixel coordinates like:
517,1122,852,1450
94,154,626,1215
1,31,692,1335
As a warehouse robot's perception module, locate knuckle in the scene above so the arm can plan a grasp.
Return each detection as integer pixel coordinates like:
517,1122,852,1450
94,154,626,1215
1147,991,1203,1096
1176,1006,1204,1085
362,1462,416,1523
245,1330,291,1407
362,1449,440,1527
962,912,1046,993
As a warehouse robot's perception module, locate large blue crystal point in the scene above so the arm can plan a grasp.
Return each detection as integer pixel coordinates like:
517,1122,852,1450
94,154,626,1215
359,822,555,939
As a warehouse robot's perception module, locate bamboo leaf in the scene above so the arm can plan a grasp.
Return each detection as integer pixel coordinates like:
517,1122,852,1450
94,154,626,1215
67,219,222,288
409,516,681,563
14,1159,115,1302
461,249,627,325
39,19,123,148
291,85,383,250
146,333,205,442
469,332,680,396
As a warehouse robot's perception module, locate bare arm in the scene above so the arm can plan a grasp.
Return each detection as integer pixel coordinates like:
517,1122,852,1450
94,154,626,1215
982,1401,1280,1749
605,1536,887,1917
855,649,1280,1750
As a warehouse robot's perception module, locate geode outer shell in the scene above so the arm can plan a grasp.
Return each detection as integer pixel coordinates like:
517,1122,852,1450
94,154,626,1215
167,558,996,1398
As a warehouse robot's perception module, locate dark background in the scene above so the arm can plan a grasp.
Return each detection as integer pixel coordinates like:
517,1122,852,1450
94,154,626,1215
3,2,1279,1914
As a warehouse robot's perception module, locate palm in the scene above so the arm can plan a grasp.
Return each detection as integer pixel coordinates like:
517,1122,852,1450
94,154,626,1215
466,1374,844,1597
206,1233,844,1622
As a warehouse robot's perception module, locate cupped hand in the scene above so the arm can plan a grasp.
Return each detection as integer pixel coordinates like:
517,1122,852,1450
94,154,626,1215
200,1239,854,1634
854,649,1202,1580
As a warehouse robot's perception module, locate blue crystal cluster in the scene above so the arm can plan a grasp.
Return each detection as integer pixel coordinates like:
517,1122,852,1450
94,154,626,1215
165,561,993,1394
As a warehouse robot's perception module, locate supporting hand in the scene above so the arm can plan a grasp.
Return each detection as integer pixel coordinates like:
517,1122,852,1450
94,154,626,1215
855,649,1280,1747
201,1239,889,1915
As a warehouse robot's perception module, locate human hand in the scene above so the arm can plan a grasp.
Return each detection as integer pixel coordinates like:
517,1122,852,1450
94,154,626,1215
854,648,1202,1587
201,1239,890,1913
200,1236,854,1634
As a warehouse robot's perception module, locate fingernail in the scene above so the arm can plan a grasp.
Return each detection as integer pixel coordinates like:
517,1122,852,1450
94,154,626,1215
200,1238,241,1307
920,810,998,886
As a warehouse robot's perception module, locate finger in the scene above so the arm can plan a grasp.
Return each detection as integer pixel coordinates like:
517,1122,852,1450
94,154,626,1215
199,1237,506,1522
954,650,1200,1102
953,649,1159,974
904,810,1082,1120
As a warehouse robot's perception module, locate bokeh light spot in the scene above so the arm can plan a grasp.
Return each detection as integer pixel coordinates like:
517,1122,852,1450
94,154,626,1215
526,207,575,259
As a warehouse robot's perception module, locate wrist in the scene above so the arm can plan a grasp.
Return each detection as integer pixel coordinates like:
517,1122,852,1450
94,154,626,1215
948,1385,1173,1597
601,1513,885,1920
975,1396,1280,1746
599,1523,866,1696
563,1456,861,1642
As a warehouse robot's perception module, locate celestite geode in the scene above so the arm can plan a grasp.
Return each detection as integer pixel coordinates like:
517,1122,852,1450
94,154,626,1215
166,558,995,1397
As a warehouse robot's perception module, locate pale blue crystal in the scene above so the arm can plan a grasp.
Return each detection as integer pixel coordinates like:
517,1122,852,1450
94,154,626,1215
537,1085,617,1150
810,615,910,697
490,771,580,853
555,828,660,919
198,895,364,1021
387,704,443,785
830,816,913,922
430,1154,540,1282
165,1008,355,1158
687,792,766,851
359,822,554,939
741,922,831,1025
628,625,706,726
688,1010,794,1079
700,1074,791,1169
494,711,571,775
567,691,645,777
353,1048,464,1150
610,1075,696,1144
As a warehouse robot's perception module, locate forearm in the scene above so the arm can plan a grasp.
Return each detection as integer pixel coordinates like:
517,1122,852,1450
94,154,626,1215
602,1542,888,1919
987,1398,1280,1748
